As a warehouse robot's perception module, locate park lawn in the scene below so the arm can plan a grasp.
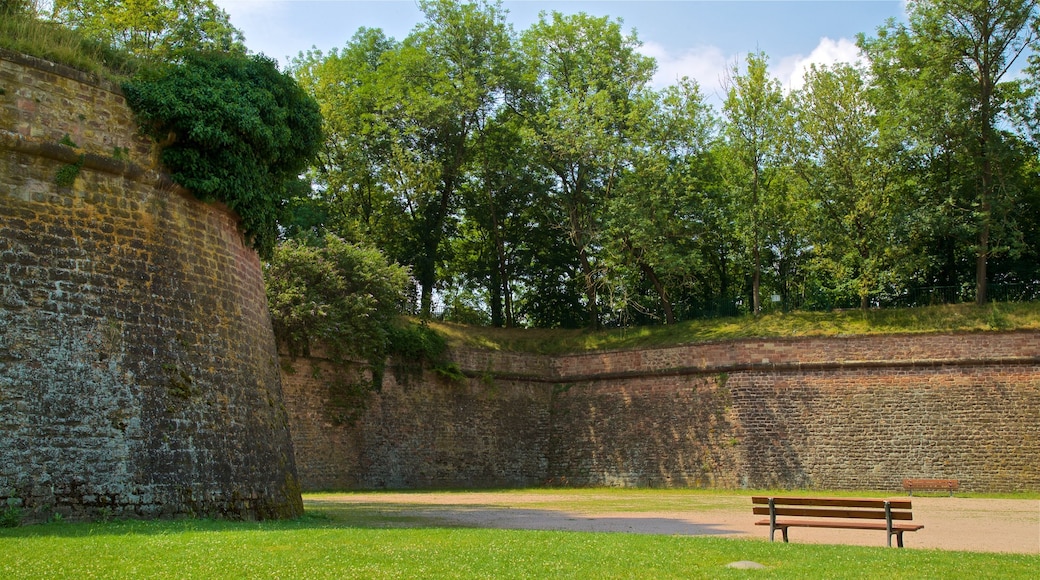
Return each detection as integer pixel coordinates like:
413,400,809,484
2,508,1037,579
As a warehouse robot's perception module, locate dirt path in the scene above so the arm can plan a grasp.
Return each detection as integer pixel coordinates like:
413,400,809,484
306,492,1040,554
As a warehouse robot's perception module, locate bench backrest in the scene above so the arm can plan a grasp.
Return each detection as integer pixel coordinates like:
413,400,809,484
751,496,915,521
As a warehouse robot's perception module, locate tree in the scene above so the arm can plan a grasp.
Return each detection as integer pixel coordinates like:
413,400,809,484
449,109,549,326
294,1,515,318
606,78,721,323
518,11,655,327
791,63,899,308
53,0,245,60
862,0,1038,304
291,28,404,252
722,51,789,314
389,0,516,317
123,51,323,258
0,0,32,16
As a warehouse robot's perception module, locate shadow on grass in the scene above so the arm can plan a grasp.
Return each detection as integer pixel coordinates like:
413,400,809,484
0,500,741,539
306,500,742,536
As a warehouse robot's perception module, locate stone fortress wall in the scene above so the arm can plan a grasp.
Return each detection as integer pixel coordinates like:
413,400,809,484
2,50,1036,523
0,50,302,522
284,331,1040,493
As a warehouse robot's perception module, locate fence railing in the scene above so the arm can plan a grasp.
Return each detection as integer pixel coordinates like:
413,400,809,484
672,282,1040,323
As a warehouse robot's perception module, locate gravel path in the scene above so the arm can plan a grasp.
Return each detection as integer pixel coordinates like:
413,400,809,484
307,492,1040,554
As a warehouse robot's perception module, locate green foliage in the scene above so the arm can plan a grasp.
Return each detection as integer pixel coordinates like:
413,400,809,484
265,234,410,368
0,0,30,16
123,51,322,258
52,0,245,62
518,12,656,327
292,0,516,318
292,4,1040,329
386,321,463,384
1,498,21,528
53,156,83,187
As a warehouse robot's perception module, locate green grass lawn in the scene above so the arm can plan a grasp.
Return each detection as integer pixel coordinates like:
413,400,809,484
2,492,1037,579
431,302,1040,354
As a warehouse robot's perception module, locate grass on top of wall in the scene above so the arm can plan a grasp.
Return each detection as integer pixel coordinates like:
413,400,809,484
2,512,1038,579
430,301,1040,354
0,15,136,79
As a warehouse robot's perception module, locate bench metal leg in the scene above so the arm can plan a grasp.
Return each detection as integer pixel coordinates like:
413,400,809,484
781,527,788,543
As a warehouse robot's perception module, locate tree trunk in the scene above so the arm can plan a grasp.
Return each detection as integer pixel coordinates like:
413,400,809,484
578,246,599,329
639,261,675,324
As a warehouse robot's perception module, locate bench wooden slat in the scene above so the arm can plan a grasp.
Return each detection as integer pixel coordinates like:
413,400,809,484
753,506,916,520
755,519,925,532
751,496,912,509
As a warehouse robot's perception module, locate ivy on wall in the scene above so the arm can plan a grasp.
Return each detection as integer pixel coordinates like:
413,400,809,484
122,51,322,258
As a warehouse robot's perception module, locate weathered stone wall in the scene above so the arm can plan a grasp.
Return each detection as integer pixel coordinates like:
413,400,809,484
281,355,550,490
284,331,1040,493
0,50,302,522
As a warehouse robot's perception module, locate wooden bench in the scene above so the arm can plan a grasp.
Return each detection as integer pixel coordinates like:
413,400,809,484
903,478,958,496
752,496,924,547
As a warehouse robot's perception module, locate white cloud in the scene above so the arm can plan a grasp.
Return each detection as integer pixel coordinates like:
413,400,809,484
775,37,864,92
639,41,732,99
639,36,864,104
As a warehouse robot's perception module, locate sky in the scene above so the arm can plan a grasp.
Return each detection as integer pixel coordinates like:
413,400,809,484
213,0,907,100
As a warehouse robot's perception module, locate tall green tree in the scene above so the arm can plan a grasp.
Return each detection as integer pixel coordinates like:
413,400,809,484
392,0,516,317
862,0,1038,304
450,110,550,327
518,11,655,327
791,63,899,308
606,78,720,323
291,28,406,255
722,51,790,314
294,1,514,318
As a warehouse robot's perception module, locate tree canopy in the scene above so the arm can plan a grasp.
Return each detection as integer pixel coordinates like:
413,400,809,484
286,0,1040,328
52,0,245,60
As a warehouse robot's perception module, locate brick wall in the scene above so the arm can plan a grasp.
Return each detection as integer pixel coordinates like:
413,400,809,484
284,331,1040,493
281,355,551,490
0,50,302,522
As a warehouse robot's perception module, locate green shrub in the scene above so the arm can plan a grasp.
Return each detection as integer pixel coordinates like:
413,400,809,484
122,51,322,258
266,234,410,367
1,498,21,528
266,235,412,421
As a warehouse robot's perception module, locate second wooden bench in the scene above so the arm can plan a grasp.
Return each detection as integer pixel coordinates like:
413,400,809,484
902,478,959,496
752,496,924,547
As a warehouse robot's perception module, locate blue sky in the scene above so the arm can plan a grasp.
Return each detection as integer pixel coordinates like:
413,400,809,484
214,1,906,98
